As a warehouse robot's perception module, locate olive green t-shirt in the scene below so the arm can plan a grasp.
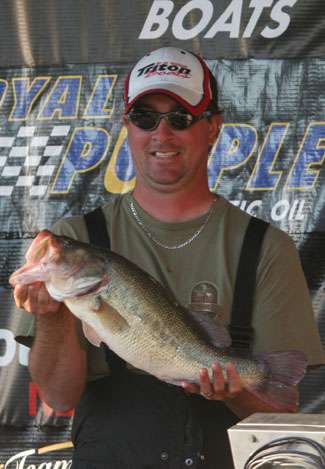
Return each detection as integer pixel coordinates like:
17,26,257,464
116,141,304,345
16,193,325,379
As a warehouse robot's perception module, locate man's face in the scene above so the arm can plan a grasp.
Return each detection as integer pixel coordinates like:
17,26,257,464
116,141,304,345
124,94,221,194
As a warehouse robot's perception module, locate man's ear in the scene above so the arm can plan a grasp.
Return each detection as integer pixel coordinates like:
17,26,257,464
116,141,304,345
208,113,223,146
122,114,128,127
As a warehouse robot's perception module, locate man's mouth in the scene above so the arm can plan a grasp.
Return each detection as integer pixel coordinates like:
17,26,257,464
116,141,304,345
151,151,180,158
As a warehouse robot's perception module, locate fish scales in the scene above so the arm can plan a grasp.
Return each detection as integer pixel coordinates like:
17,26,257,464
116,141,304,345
100,253,217,381
84,252,270,384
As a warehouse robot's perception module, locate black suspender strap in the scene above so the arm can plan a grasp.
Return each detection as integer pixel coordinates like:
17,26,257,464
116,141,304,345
229,216,269,351
84,207,126,373
84,206,111,250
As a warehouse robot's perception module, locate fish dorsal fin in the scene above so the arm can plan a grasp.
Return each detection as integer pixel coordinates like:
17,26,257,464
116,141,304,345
187,282,231,349
82,322,102,347
187,306,231,349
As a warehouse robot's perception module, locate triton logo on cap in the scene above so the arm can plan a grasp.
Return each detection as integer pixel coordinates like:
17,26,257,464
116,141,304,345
137,61,191,78
124,46,219,116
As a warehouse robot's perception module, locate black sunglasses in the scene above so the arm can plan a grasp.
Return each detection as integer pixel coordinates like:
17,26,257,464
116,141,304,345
127,109,213,131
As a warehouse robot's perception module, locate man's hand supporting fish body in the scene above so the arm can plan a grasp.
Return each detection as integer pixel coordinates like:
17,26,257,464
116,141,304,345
183,364,297,418
11,232,304,417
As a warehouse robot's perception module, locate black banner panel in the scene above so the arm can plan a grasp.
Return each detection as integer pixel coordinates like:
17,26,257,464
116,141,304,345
0,0,325,66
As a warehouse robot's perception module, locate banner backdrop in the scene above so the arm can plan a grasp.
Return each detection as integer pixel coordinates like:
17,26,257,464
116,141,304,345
0,0,324,465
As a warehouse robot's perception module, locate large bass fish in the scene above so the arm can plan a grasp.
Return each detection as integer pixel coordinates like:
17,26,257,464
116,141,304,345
10,230,307,410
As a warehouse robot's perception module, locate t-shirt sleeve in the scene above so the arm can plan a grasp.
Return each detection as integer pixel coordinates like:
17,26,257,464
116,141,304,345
252,226,325,366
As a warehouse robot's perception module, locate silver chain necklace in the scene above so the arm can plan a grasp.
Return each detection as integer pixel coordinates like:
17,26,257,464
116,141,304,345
129,198,216,250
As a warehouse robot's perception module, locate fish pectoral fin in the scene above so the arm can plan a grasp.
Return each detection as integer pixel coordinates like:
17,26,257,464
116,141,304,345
82,322,102,347
82,301,129,347
97,301,130,335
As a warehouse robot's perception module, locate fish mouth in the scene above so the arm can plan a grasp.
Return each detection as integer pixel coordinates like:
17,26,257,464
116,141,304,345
75,279,107,297
46,276,109,301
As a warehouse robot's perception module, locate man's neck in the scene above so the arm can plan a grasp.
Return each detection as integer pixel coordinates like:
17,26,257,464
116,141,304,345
132,187,217,223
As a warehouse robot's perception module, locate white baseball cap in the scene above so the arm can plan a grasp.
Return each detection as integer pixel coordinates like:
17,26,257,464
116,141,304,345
124,47,219,116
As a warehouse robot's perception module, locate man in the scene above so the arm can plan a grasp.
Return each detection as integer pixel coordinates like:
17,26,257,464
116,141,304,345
14,47,325,469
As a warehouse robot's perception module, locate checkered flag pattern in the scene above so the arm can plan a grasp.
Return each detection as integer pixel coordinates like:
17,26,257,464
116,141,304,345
0,125,70,197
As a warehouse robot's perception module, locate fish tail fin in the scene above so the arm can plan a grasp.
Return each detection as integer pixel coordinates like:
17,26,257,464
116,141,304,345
246,350,307,411
259,350,307,386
